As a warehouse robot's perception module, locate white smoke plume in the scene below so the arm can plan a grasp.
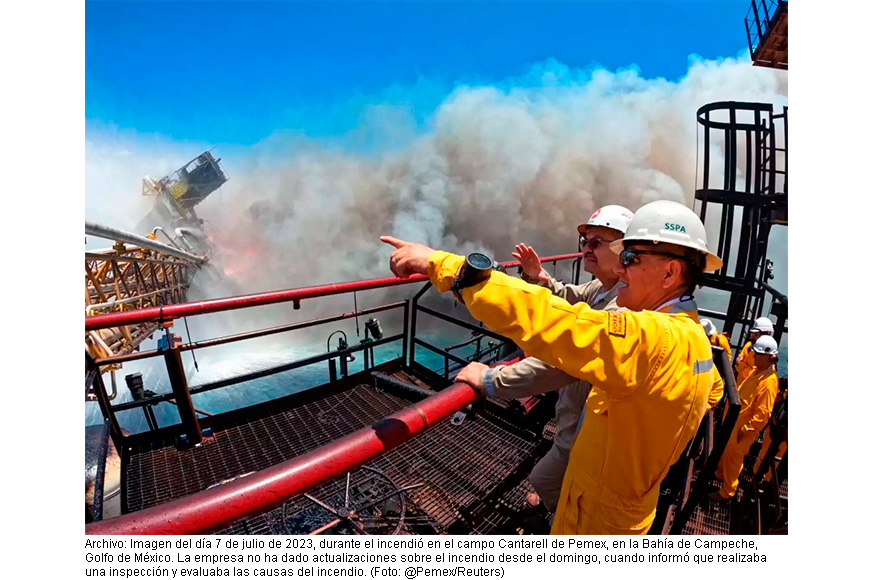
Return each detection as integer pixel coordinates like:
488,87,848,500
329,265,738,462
85,55,790,424
86,55,788,302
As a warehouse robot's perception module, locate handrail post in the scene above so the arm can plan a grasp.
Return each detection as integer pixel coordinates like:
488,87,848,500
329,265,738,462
402,300,410,366
752,0,763,43
88,355,125,451
162,328,202,446
745,16,755,56
409,282,431,367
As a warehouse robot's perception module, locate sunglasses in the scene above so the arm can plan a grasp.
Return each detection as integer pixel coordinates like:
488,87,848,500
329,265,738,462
580,236,617,251
619,249,690,268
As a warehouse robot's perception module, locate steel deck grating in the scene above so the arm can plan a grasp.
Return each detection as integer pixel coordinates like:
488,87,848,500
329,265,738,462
467,477,552,535
125,383,413,516
216,412,538,534
679,471,739,535
125,375,539,534
542,419,557,441
678,466,789,535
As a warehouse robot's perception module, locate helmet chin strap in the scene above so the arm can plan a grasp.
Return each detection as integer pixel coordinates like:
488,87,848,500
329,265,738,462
654,294,694,313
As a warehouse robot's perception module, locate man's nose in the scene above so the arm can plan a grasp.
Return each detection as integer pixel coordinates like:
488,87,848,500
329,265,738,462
613,260,626,275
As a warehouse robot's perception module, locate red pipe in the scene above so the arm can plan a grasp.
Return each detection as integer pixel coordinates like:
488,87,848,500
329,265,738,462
84,253,582,331
85,274,428,331
500,252,583,266
85,382,482,535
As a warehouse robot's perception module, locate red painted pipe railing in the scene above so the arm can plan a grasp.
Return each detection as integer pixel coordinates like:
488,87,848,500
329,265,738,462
84,253,582,331
85,382,482,535
85,275,428,331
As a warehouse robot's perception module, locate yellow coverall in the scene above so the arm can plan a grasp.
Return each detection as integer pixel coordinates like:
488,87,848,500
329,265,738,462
735,341,755,384
428,251,715,534
711,332,732,361
715,367,779,498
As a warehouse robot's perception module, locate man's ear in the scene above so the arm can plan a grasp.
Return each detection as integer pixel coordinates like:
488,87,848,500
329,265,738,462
662,259,689,291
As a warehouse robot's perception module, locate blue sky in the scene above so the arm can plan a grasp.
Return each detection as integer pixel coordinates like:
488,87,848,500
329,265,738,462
86,1,752,146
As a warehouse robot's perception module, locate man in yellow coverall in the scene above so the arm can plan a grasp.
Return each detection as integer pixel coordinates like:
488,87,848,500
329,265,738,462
382,199,722,534
701,318,733,361
710,335,780,501
455,205,634,511
735,317,774,383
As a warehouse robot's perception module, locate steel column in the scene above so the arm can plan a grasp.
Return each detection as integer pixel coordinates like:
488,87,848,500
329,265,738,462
163,345,202,446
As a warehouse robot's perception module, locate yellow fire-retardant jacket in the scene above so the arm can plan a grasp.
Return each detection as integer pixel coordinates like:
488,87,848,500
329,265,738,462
428,251,715,534
734,366,779,441
715,366,780,497
711,332,733,361
735,341,755,383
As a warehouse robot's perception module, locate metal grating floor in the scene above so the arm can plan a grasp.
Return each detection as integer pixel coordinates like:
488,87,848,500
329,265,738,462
680,477,738,535
679,468,789,535
125,375,540,534
678,463,748,536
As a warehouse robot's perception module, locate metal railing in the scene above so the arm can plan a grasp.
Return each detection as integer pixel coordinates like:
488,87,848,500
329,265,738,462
85,251,583,534
87,252,583,451
744,0,785,58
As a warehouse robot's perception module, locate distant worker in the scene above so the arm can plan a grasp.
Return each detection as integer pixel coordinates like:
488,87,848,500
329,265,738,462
455,205,633,511
710,335,780,501
735,317,775,383
700,318,733,361
382,199,722,534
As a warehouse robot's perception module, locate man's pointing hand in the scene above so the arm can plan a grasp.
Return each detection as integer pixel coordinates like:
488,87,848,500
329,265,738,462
380,236,436,278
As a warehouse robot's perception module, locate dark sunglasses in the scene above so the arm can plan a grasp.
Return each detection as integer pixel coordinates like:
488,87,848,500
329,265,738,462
619,249,690,268
580,236,617,251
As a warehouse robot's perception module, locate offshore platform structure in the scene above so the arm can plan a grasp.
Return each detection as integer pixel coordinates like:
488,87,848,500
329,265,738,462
85,152,228,398
745,0,787,70
83,3,789,536
662,0,788,536
138,150,228,243
696,0,788,346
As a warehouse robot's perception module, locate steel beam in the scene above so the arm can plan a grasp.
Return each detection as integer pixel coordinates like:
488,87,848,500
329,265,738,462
86,221,206,264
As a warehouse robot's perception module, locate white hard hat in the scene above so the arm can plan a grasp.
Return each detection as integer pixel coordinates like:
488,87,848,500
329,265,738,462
750,317,774,334
577,205,634,236
609,200,723,272
700,319,716,337
752,335,778,355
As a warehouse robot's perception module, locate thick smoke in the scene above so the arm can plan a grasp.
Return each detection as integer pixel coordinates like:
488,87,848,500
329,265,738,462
85,55,789,426
86,55,788,301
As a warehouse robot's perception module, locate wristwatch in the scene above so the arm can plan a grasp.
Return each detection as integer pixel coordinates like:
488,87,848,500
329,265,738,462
452,253,500,303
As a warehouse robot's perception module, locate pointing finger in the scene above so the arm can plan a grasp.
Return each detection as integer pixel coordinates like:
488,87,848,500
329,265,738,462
380,235,407,249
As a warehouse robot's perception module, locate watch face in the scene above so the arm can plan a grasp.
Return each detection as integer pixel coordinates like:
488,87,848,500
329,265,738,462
466,253,493,270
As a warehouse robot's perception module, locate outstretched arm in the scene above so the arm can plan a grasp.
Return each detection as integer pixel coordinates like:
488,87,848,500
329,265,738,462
381,238,652,398
456,357,580,399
